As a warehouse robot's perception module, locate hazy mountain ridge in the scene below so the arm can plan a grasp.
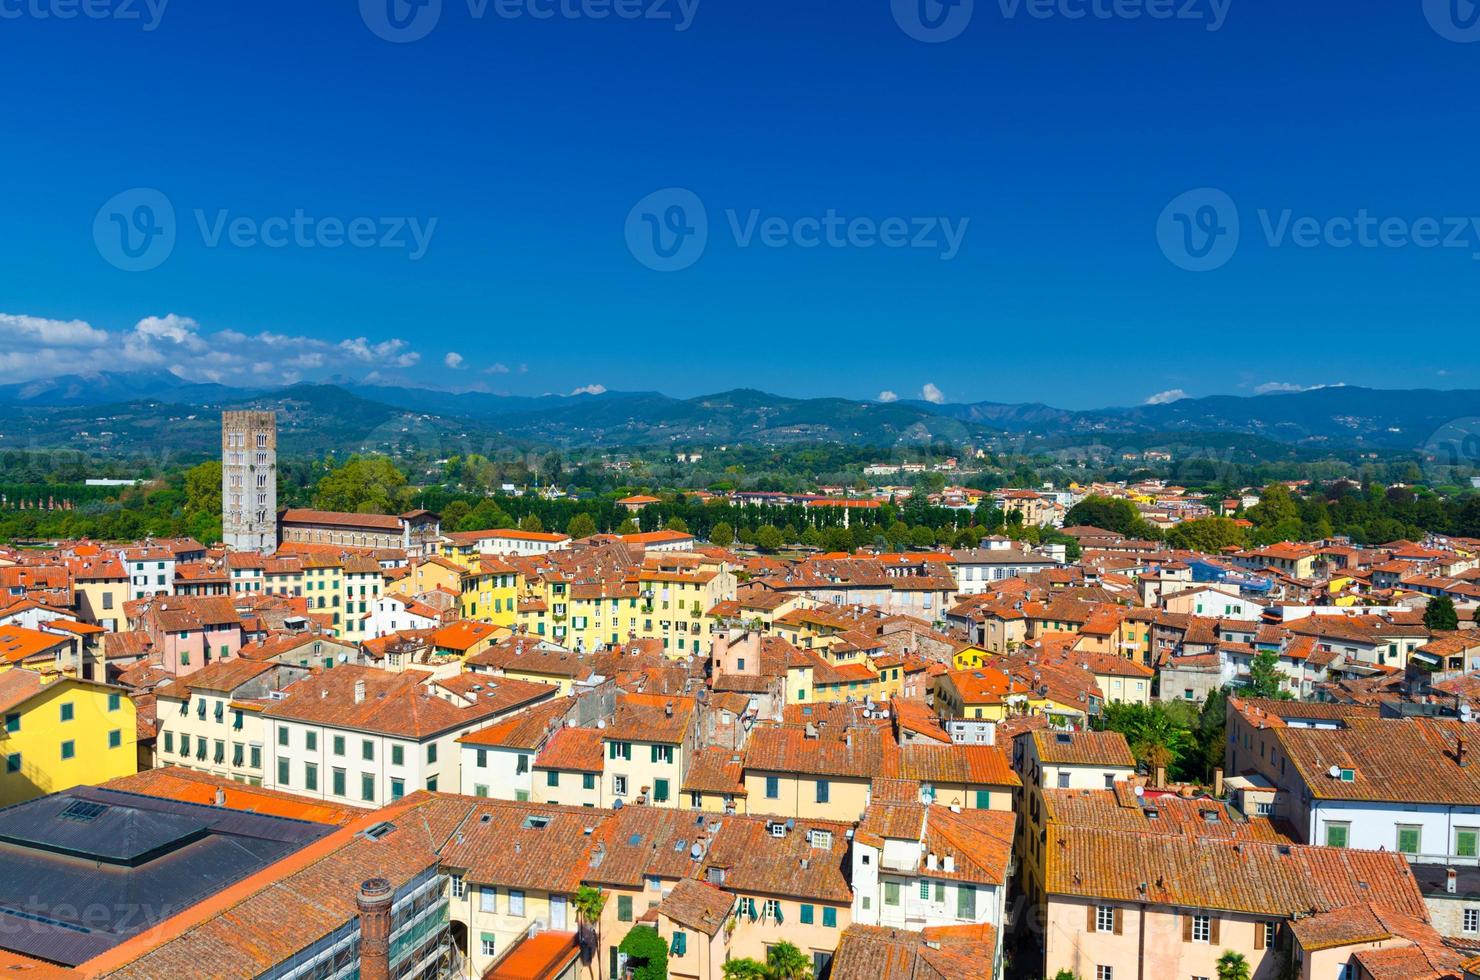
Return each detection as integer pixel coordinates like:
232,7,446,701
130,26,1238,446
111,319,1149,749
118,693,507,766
0,372,1476,454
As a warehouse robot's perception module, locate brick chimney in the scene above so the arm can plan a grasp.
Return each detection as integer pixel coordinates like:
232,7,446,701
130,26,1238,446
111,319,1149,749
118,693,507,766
357,877,394,980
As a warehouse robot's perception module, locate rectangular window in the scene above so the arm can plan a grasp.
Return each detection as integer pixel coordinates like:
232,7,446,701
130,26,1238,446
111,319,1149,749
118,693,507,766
60,703,74,723
305,731,317,751
1397,825,1421,855
618,895,633,922
884,881,900,906
816,779,830,804
332,768,346,796
1459,829,1479,858
108,693,121,712
654,778,670,803
362,740,374,762
800,904,814,925
1465,908,1479,934
361,773,375,802
333,735,345,756
822,907,837,928
613,775,628,796
277,727,288,746
975,790,990,809
765,775,779,799
427,743,438,765
277,757,290,786
108,729,122,749
583,773,596,791
517,754,530,775
547,770,560,787
1096,906,1115,932
164,731,174,754
1325,823,1349,848
60,740,75,760
1096,968,1113,980
956,884,975,919
391,778,405,800
305,762,318,791
480,888,497,913
3,713,18,733
481,935,496,958
508,890,525,917
1191,914,1211,943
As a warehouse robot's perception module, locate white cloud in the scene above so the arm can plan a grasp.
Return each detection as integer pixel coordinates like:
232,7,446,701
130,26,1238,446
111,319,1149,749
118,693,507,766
920,383,946,405
339,336,419,368
444,352,465,369
1254,381,1344,396
0,313,109,348
0,311,429,386
1145,388,1190,405
483,363,510,375
570,384,607,396
878,390,899,403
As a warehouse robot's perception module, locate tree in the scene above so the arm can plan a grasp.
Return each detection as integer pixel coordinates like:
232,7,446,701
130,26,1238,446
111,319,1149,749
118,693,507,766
1165,517,1246,553
518,513,545,533
765,941,813,980
572,886,607,980
566,513,597,539
617,517,640,535
1245,483,1299,531
1064,495,1159,539
1102,702,1193,777
618,925,668,980
1052,972,1081,980
709,521,735,547
1246,650,1289,699
1216,950,1251,980
665,515,690,533
754,524,784,551
313,456,410,513
1425,595,1460,632
722,960,768,980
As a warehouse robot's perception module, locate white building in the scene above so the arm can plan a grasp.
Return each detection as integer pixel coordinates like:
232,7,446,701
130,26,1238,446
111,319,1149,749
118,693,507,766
260,665,558,807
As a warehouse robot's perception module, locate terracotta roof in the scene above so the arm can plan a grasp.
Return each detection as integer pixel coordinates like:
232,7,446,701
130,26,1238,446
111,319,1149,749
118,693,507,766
262,665,557,740
1032,729,1136,768
279,508,404,531
831,925,996,980
101,766,360,825
534,727,605,773
457,696,574,750
682,746,748,797
1045,829,1427,919
658,879,733,937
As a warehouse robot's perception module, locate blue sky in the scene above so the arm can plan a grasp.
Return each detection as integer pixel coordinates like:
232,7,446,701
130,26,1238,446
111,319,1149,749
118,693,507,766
1,0,1477,408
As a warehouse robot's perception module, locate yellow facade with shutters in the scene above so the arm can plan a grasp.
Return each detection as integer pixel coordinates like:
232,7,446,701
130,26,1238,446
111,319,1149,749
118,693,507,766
0,674,137,806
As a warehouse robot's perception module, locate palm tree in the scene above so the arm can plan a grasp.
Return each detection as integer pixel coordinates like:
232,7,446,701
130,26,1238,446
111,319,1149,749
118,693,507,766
1216,950,1251,980
1130,706,1191,776
765,941,814,980
572,886,607,980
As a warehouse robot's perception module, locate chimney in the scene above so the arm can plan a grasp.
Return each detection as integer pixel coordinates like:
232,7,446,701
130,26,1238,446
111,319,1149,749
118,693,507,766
214,787,226,806
1461,737,1470,769
943,854,955,873
355,679,366,705
356,878,394,980
1154,765,1166,788
1213,767,1225,799
1448,868,1459,894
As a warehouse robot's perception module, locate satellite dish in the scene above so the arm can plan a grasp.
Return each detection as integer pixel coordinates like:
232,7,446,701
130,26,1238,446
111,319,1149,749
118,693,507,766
1328,765,1341,779
1133,785,1144,798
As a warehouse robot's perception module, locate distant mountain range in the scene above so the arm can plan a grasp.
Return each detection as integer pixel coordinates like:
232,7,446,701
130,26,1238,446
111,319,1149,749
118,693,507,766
0,371,1476,457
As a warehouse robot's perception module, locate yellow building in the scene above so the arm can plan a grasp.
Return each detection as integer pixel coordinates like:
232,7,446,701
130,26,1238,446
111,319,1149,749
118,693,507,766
458,558,521,627
0,669,137,806
951,644,991,670
934,667,1031,722
385,556,464,599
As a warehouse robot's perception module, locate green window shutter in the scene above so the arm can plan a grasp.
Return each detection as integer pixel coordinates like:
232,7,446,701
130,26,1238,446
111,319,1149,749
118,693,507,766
975,790,990,809
1326,824,1348,848
547,770,559,787
1459,830,1478,858
956,884,975,919
885,882,900,906
800,904,814,925
1398,827,1421,854
822,907,837,928
618,896,633,921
